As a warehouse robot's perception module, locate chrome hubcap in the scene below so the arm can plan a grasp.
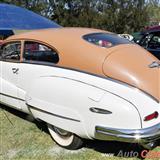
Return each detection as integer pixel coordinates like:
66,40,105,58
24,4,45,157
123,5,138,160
54,127,72,137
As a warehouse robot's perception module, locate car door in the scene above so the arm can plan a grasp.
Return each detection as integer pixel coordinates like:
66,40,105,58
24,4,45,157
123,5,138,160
0,41,22,109
17,40,59,105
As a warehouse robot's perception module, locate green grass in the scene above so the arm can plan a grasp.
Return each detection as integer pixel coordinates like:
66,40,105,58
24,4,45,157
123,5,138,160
1,104,160,160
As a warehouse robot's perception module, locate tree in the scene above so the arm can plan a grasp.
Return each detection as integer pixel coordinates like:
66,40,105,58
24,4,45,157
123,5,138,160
48,0,151,33
0,0,159,33
48,0,101,27
147,0,160,25
100,0,149,33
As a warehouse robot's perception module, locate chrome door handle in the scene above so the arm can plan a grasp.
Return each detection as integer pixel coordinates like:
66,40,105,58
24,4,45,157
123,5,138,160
12,68,19,74
149,61,160,68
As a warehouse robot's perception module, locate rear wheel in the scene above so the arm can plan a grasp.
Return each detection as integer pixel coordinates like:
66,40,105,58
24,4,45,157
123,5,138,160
47,124,83,150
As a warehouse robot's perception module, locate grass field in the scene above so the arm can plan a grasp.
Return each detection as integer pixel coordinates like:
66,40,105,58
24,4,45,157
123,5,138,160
1,104,160,160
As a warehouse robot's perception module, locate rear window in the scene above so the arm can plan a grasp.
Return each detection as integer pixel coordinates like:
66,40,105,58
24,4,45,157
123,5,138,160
83,33,132,48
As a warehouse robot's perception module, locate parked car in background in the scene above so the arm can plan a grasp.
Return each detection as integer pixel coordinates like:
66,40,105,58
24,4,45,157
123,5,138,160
136,29,160,60
0,28,160,150
0,30,14,39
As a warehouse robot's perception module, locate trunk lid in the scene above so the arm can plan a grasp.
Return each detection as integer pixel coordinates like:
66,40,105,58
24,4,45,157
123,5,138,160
103,44,160,102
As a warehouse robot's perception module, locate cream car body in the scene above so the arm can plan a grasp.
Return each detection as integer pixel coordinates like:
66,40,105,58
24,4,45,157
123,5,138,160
0,28,160,149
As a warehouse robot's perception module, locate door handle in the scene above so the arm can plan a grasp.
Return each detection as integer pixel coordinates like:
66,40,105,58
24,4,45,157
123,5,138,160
12,68,19,74
149,61,160,68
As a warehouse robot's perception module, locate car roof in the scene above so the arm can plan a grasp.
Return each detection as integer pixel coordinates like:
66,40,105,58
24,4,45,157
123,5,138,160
7,27,107,42
5,27,111,76
143,29,160,34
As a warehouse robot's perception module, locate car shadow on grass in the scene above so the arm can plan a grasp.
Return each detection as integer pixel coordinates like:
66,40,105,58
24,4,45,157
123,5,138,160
0,104,155,159
84,139,147,159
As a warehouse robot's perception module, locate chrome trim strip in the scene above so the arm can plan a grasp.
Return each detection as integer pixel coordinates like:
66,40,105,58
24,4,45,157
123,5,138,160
0,93,25,102
95,124,160,144
22,61,159,103
27,104,81,122
90,107,112,114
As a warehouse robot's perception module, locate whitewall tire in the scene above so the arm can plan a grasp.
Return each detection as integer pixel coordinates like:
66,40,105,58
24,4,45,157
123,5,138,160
47,124,83,150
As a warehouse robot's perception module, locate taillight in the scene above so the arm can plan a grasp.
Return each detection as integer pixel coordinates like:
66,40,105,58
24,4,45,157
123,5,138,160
144,112,159,121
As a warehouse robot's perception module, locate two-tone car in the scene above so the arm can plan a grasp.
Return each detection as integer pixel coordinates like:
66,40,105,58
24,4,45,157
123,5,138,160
0,28,160,150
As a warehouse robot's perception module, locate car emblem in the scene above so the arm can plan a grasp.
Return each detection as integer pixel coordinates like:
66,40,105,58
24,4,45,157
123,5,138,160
149,61,160,68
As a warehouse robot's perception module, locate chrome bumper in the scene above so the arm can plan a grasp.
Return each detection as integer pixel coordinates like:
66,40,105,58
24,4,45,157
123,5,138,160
95,123,160,145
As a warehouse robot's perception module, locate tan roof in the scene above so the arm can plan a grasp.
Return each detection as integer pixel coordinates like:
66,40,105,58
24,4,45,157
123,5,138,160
6,27,110,75
7,27,107,42
5,27,160,101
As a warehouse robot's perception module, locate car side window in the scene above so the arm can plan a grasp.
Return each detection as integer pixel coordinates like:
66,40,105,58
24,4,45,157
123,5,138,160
148,34,160,50
83,33,132,48
23,41,59,64
0,42,21,61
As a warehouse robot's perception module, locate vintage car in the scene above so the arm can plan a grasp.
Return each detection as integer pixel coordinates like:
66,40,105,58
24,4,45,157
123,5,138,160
0,28,160,150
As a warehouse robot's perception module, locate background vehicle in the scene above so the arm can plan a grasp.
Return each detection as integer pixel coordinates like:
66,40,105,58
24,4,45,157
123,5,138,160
136,29,160,60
